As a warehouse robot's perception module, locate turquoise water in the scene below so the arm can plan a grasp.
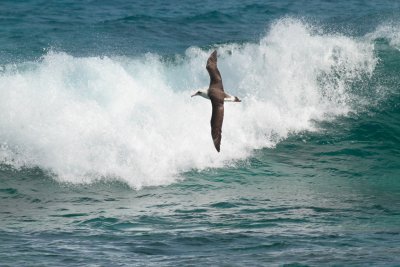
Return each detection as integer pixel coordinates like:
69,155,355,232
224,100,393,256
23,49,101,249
1,1,400,266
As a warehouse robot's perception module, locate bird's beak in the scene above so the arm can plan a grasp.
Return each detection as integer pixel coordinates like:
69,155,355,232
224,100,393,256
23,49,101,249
191,93,197,97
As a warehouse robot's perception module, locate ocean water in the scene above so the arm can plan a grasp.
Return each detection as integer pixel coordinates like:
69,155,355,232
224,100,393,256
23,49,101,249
1,0,400,266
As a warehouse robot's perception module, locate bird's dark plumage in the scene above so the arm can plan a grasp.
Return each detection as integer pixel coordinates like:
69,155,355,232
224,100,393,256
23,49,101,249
206,50,224,91
207,51,225,152
192,50,240,152
210,98,224,152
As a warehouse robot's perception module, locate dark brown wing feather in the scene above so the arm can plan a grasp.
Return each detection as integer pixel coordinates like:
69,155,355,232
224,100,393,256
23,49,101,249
210,97,224,152
206,50,224,92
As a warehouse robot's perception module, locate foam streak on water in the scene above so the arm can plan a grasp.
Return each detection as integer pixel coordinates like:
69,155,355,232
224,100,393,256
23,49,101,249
0,19,377,188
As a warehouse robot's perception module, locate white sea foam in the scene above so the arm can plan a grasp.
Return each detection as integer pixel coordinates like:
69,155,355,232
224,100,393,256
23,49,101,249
366,22,400,50
0,19,377,188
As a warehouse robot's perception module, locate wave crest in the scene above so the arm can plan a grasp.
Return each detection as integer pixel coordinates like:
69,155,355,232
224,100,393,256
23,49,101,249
0,19,377,188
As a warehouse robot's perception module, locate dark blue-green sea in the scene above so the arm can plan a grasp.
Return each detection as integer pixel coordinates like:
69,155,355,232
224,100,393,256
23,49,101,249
1,1,400,266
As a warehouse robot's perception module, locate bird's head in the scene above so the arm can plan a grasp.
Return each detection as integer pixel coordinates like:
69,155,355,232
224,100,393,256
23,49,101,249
191,88,209,99
191,90,201,97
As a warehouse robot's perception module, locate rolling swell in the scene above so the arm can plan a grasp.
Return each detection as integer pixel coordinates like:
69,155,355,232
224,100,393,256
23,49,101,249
0,18,397,189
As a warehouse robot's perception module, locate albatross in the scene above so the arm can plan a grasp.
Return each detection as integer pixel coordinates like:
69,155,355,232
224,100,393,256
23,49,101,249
191,50,241,152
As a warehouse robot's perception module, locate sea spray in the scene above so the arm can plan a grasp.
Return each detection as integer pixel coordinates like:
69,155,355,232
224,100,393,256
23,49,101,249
0,19,377,188
367,22,400,50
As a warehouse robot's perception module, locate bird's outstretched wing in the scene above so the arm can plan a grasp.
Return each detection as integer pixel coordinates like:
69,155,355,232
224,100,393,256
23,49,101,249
206,50,224,91
210,97,224,152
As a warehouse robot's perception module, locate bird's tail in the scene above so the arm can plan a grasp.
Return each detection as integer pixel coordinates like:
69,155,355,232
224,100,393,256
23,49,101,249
224,94,241,102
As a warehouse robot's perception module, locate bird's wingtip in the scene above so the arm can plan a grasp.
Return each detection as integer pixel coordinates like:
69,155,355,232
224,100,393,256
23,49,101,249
215,144,221,152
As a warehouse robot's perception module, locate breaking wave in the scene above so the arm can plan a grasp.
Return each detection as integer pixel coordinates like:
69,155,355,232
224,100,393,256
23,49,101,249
0,19,379,188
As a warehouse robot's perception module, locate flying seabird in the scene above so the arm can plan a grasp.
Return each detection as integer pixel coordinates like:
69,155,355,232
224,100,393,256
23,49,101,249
191,50,241,152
